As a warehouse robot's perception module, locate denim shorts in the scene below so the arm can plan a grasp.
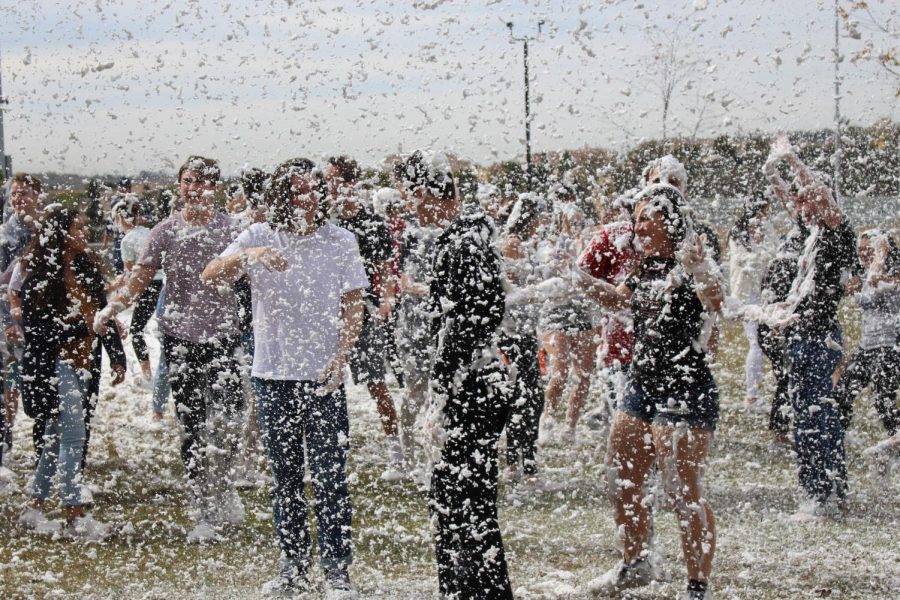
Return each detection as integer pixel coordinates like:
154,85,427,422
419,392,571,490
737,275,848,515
619,379,719,431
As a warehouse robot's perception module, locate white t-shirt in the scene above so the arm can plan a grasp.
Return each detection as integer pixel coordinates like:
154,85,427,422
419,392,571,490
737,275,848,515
220,222,368,381
121,226,163,281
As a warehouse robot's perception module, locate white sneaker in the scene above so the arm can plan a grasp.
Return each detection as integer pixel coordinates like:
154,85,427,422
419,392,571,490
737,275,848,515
678,588,714,600
587,558,653,596
538,415,558,446
220,489,246,526
380,467,406,482
66,514,110,542
558,426,576,446
20,506,62,534
863,435,899,475
186,519,221,543
388,436,404,465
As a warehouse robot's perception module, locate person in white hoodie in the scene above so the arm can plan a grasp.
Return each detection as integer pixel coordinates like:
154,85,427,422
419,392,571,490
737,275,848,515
727,196,774,410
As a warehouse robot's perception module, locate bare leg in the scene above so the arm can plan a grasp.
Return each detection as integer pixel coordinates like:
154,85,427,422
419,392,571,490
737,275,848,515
566,329,598,431
606,411,657,563
368,381,399,437
543,331,570,415
653,424,716,583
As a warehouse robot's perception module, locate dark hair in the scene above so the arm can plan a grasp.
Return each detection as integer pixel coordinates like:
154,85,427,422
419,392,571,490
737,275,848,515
111,195,142,225
632,184,690,244
729,194,769,251
11,172,42,194
399,151,456,201
240,168,268,209
327,155,361,184
20,206,81,317
266,158,324,230
860,231,900,276
177,155,220,183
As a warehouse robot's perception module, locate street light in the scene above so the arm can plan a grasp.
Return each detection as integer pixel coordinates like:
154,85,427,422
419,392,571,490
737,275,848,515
507,20,543,190
0,46,10,180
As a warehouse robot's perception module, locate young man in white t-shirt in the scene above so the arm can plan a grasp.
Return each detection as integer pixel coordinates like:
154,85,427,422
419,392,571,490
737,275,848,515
202,158,367,596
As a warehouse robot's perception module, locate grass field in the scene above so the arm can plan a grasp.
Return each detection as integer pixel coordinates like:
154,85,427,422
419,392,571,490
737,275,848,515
0,314,898,599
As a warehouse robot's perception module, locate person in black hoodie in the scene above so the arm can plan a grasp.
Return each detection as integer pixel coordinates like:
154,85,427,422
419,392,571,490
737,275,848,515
401,150,513,600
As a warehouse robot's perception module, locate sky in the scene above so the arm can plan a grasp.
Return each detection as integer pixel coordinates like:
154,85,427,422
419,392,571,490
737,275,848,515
0,0,897,176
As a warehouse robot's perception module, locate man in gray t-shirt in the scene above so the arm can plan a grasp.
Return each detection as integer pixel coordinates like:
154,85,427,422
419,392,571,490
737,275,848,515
96,156,245,542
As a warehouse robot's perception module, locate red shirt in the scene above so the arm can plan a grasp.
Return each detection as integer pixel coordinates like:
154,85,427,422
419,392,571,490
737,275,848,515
579,221,638,367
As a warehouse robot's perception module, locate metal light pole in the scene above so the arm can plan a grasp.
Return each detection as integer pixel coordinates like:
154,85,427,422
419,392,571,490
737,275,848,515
832,0,842,202
0,46,10,180
507,20,543,190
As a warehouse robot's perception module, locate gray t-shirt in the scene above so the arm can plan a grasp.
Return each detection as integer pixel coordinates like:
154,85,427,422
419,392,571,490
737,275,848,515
138,211,239,343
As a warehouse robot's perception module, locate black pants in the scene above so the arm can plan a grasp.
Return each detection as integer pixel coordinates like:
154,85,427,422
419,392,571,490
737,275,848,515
833,346,900,436
21,336,58,463
131,280,163,363
498,332,543,475
430,366,513,600
162,335,243,484
758,324,791,434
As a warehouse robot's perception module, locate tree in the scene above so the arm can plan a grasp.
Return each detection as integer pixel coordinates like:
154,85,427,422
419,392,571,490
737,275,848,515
643,22,700,142
840,1,899,95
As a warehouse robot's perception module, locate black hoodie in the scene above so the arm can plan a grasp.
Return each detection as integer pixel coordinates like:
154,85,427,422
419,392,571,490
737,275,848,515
428,206,506,394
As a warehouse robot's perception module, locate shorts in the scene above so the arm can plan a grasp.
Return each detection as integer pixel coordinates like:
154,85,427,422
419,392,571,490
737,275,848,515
539,300,593,334
619,379,719,431
349,317,388,385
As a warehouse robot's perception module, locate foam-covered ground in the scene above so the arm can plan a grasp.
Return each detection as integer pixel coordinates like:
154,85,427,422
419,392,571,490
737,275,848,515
1,313,898,599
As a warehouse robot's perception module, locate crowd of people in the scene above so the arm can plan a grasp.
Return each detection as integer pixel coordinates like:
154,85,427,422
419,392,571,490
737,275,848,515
0,135,897,600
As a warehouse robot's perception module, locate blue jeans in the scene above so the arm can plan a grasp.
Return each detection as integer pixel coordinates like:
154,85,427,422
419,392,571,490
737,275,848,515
32,360,87,506
253,378,353,572
787,327,846,504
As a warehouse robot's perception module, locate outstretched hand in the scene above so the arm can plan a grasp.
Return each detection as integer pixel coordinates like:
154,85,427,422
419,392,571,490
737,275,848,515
317,355,346,395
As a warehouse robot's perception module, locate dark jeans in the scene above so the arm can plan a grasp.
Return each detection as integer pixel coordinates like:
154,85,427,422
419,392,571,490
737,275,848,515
430,366,513,600
759,324,792,434
498,332,543,475
787,327,846,504
131,280,163,363
253,378,353,572
833,346,900,436
162,335,243,485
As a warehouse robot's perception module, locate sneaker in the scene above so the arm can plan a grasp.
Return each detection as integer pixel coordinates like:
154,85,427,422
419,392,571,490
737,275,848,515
262,556,311,597
558,426,576,446
744,397,767,414
503,464,522,484
66,514,110,542
19,505,62,534
220,489,246,526
388,436,404,466
863,435,899,475
679,588,714,600
147,418,166,433
324,566,356,597
587,558,653,596
538,414,558,446
186,519,221,544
